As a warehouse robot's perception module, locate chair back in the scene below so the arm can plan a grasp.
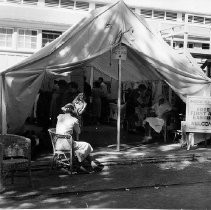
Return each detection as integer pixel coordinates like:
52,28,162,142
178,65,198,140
48,128,73,154
0,134,31,159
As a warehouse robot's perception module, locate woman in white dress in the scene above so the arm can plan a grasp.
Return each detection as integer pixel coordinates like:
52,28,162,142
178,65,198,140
55,103,102,173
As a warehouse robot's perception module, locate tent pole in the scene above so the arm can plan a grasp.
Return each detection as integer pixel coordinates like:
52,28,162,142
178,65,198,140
0,75,3,191
0,75,6,134
0,75,3,135
117,54,122,151
90,66,94,89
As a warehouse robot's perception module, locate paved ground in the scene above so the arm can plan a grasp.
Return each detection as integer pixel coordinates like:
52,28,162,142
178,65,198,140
30,124,211,166
1,124,211,208
1,161,211,208
1,140,211,195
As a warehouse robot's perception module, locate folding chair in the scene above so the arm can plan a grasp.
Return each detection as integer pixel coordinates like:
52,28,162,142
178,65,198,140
48,128,74,174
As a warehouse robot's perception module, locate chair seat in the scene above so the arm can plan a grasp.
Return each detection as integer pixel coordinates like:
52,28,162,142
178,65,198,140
3,158,28,171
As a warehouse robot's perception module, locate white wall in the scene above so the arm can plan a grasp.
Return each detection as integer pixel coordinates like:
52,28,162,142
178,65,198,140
0,53,29,72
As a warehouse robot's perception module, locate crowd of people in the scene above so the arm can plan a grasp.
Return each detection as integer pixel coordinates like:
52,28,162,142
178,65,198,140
26,77,187,171
28,76,109,173
33,76,110,131
124,83,184,142
33,78,184,143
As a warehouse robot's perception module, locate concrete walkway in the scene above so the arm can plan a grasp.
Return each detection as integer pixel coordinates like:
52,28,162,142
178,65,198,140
1,161,211,209
33,142,211,170
1,124,211,200
1,142,211,199
32,124,211,168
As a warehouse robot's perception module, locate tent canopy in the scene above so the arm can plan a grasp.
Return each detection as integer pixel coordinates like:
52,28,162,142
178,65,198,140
1,0,211,133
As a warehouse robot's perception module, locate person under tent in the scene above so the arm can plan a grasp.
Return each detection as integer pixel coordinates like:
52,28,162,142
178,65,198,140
143,95,172,142
125,84,147,133
55,103,103,173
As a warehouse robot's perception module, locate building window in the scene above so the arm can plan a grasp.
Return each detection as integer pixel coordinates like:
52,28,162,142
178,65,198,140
182,13,185,21
2,0,38,4
179,43,183,48
42,30,62,47
193,16,204,24
17,29,37,50
95,3,106,9
188,43,194,48
188,15,193,23
23,0,38,5
140,9,153,18
129,7,135,13
0,27,13,48
45,0,59,7
166,12,177,21
205,18,211,24
166,41,171,46
7,0,21,4
60,0,74,9
202,43,210,49
153,10,165,20
75,1,89,11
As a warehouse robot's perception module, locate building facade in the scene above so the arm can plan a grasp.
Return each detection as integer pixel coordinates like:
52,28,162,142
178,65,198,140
0,0,211,74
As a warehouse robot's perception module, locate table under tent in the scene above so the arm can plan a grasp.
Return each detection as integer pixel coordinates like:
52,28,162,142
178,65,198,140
1,0,211,150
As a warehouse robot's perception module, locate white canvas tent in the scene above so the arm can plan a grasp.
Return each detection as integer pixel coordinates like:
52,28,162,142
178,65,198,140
1,0,211,134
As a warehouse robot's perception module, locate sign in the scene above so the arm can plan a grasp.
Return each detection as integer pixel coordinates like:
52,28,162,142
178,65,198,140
186,96,211,133
112,45,127,60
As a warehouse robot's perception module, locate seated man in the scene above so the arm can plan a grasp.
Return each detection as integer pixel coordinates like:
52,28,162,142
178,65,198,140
143,96,172,141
